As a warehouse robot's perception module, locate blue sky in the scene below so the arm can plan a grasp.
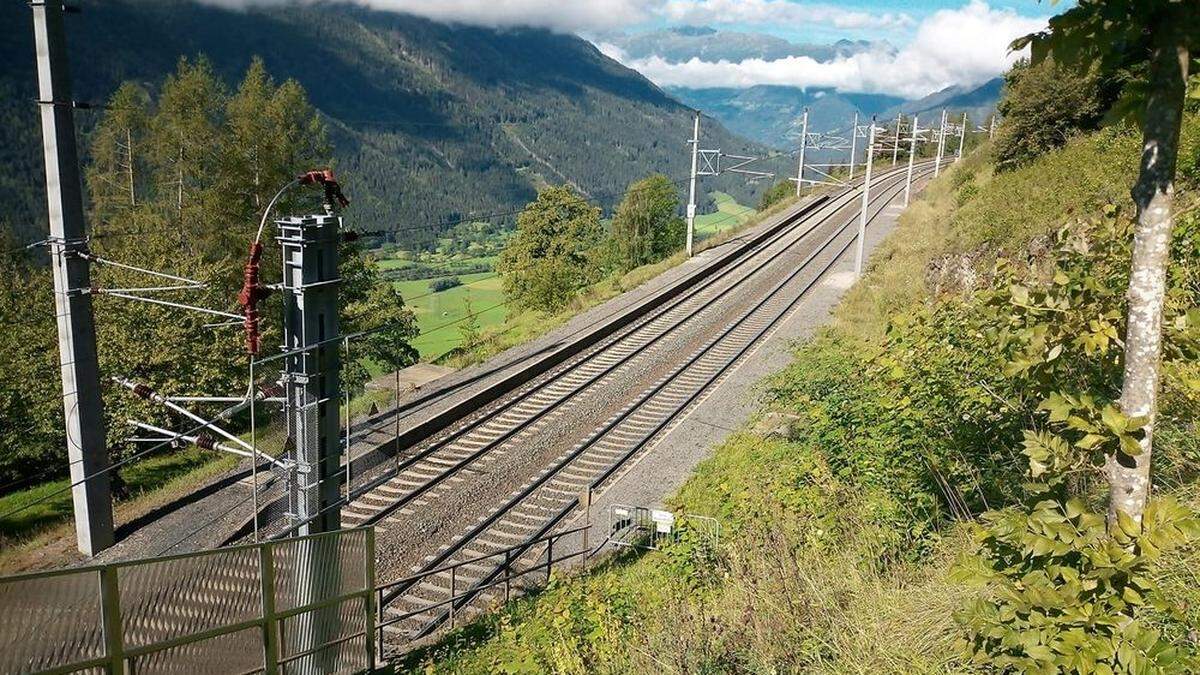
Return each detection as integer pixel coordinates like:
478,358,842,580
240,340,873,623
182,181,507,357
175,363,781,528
751,1,1045,44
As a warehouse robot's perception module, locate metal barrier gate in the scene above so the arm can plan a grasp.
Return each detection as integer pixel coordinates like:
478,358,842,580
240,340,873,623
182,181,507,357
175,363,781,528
607,504,720,551
0,528,376,675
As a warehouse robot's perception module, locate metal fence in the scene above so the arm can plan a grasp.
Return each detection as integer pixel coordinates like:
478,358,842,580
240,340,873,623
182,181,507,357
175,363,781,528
375,524,592,647
608,504,720,551
0,528,376,675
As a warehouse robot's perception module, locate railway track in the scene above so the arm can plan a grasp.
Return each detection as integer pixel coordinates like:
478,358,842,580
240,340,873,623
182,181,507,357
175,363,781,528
355,162,938,646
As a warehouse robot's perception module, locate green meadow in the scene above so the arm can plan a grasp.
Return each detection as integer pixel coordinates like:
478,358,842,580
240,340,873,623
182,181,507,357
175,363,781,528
393,271,508,359
693,190,757,238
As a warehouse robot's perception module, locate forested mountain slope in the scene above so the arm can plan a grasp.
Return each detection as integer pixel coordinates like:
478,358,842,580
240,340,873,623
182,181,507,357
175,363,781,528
0,0,778,247
882,78,1003,128
667,84,905,150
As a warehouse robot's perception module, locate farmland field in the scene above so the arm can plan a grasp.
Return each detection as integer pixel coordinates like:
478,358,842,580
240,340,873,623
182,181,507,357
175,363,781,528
393,271,508,359
693,191,757,239
381,191,754,360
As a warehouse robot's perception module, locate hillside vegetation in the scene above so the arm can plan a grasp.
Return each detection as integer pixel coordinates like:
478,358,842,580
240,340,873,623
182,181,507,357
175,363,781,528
401,110,1200,673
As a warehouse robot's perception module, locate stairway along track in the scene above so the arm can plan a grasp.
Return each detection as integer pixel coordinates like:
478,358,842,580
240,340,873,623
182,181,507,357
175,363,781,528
363,161,937,646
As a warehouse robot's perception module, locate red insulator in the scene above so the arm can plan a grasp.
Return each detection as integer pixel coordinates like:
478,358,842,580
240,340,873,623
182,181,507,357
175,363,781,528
132,383,154,400
298,168,350,208
194,432,216,451
238,241,270,355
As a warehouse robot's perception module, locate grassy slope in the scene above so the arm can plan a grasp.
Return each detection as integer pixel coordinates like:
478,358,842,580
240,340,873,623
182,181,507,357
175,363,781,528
406,120,1200,673
694,191,758,238
393,272,510,359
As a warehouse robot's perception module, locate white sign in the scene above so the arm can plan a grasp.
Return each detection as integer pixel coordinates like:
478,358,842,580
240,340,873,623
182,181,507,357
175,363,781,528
651,509,674,534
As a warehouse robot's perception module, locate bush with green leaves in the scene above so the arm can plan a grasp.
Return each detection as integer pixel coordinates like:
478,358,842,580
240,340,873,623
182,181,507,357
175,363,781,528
955,493,1199,673
757,180,794,211
497,185,604,313
946,208,1200,672
994,58,1112,171
429,276,463,293
609,174,685,271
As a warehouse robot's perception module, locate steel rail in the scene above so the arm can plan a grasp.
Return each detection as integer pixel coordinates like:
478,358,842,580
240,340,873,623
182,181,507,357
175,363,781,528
257,192,838,541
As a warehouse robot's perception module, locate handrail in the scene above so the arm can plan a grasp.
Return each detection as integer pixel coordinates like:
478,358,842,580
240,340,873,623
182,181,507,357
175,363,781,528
375,523,590,593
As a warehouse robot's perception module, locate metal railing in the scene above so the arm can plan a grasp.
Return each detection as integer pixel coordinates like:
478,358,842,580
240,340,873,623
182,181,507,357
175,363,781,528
608,505,720,552
375,524,593,644
0,527,376,675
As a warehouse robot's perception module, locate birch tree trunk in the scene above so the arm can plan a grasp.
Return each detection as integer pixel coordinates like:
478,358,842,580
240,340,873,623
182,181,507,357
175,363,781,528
1107,16,1190,530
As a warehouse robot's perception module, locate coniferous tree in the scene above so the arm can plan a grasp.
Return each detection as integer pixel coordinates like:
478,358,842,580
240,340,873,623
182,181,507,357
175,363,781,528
0,56,418,484
86,83,150,230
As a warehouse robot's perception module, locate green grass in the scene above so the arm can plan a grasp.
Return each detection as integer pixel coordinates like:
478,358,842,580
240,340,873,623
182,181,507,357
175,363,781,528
386,193,759,362
375,254,497,273
0,447,222,548
393,271,509,359
693,191,756,239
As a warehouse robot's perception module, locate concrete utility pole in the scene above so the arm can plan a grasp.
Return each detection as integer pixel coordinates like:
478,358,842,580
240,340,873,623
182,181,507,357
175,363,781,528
847,111,859,180
33,0,115,556
904,114,920,207
934,108,948,177
892,112,902,166
854,117,877,278
685,111,700,258
955,112,968,162
794,108,809,197
988,114,997,139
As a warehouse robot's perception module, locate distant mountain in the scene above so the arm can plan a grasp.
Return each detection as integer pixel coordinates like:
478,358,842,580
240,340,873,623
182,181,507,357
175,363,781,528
609,27,883,64
883,78,1003,128
667,85,905,151
1,1,782,247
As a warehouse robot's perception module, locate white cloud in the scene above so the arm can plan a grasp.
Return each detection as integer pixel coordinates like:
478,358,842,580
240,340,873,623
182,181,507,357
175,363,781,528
613,1,1046,99
657,0,914,31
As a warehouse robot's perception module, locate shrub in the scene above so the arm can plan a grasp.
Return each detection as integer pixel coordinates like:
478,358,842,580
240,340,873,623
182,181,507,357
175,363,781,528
757,180,793,211
994,58,1112,171
429,276,462,293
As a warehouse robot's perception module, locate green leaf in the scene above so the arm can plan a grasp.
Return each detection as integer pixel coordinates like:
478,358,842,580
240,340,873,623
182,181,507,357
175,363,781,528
1011,284,1031,305
1100,405,1127,434
1117,511,1141,539
1119,434,1142,457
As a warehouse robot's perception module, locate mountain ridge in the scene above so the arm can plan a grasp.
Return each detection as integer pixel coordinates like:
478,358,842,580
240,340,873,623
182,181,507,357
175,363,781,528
0,0,779,247
666,85,906,151
882,78,1003,126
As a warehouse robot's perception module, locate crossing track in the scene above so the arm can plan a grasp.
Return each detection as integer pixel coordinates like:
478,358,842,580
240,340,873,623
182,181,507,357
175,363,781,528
355,161,939,647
